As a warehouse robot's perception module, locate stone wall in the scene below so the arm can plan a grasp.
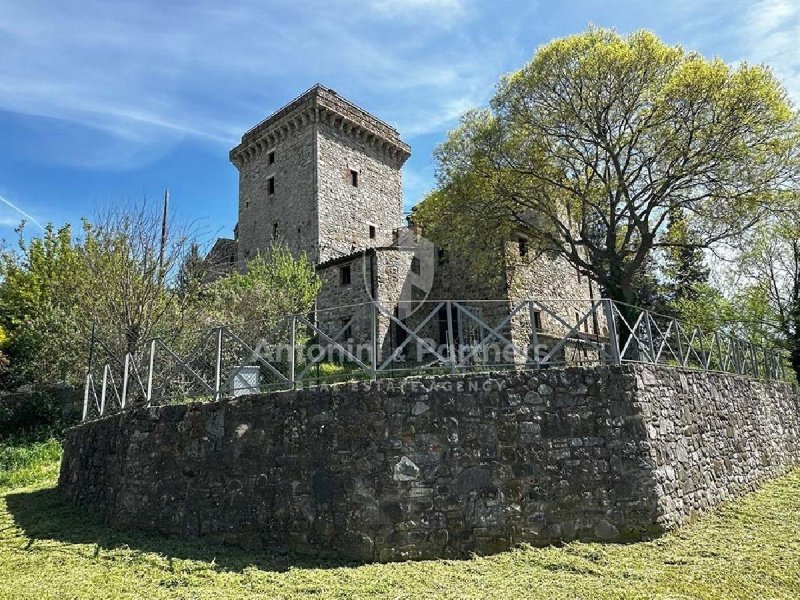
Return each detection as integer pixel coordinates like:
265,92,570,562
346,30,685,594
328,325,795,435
316,123,405,262
634,368,800,529
59,366,800,562
236,122,318,264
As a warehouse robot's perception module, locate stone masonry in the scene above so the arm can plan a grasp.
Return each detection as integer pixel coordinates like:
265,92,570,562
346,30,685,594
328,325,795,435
230,85,410,265
216,85,605,368
59,365,800,562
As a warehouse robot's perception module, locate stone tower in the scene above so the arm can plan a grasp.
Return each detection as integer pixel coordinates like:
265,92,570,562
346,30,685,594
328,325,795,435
230,85,411,265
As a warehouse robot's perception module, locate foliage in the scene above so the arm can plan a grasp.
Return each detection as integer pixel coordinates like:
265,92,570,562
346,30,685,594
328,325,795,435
733,197,800,381
0,224,89,388
0,390,69,438
81,203,195,357
417,28,799,327
2,448,800,598
190,244,321,331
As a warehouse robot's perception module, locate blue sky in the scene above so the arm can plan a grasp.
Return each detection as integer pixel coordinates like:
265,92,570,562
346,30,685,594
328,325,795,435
0,0,798,247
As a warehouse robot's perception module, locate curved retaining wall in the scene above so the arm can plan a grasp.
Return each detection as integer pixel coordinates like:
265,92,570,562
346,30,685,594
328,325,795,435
59,366,800,561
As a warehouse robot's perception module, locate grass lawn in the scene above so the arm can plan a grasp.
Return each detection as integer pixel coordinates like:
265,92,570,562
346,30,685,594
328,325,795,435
1,440,800,599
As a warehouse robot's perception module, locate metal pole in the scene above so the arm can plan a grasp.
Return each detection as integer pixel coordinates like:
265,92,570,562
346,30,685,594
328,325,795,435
146,339,156,406
529,300,540,367
82,373,91,422
674,320,685,367
214,327,223,401
446,301,457,374
100,363,109,417
289,315,297,387
603,299,621,365
121,353,130,409
644,310,656,364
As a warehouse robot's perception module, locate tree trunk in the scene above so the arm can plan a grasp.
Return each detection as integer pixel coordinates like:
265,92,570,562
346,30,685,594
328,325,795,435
604,281,640,362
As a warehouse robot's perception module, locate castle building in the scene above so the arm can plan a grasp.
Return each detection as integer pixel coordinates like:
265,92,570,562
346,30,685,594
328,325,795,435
215,84,604,369
229,85,410,265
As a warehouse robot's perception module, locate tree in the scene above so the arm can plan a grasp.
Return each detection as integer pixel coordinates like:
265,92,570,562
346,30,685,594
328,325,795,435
416,28,799,340
81,202,195,357
662,209,711,308
190,244,321,331
176,242,207,301
734,199,800,381
0,224,89,387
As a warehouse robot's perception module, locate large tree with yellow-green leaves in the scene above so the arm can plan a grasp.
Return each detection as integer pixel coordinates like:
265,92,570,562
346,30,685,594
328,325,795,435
414,28,799,330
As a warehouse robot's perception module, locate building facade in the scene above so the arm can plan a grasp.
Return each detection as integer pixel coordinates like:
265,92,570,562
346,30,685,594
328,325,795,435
211,84,607,371
229,85,410,265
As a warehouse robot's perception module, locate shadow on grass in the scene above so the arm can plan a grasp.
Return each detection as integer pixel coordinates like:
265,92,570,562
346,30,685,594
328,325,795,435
4,486,359,574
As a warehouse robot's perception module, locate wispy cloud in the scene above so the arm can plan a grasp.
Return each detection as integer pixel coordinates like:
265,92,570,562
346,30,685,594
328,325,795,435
367,0,470,25
0,0,520,171
742,0,800,102
0,194,45,231
0,216,22,227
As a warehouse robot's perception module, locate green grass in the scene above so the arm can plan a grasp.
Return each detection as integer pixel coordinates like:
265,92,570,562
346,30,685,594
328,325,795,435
0,435,61,489
1,442,800,599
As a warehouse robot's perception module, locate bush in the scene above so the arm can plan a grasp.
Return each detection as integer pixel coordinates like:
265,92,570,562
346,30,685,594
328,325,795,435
0,389,77,438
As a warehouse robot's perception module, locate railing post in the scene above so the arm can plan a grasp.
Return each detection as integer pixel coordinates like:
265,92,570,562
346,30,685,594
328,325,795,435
100,363,109,417
529,300,540,367
603,299,621,366
446,301,457,374
289,315,297,387
146,338,156,406
370,302,378,381
674,319,685,367
121,353,130,409
644,310,656,364
214,327,223,401
82,373,91,422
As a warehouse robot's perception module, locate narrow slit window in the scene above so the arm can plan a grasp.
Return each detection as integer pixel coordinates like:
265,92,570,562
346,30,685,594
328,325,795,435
340,264,351,286
268,150,275,164
268,176,275,195
273,223,278,238
518,237,528,257
350,169,359,187
533,310,543,331
369,224,376,239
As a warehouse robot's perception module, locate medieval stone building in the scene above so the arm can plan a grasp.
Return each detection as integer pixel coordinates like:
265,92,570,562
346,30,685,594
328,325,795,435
214,84,605,368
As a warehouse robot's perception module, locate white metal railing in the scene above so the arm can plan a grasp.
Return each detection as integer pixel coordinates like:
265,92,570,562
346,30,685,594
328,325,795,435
81,298,790,421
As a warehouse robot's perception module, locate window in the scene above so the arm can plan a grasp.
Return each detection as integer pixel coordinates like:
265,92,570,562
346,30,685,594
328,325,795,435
267,176,275,195
273,223,278,238
518,236,528,257
339,264,351,286
268,150,275,164
410,256,421,275
350,169,359,187
532,310,542,331
369,224,376,239
340,317,352,340
245,200,250,209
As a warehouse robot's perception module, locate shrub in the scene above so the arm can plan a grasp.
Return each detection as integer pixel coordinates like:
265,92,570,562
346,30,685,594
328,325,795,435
0,389,75,438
